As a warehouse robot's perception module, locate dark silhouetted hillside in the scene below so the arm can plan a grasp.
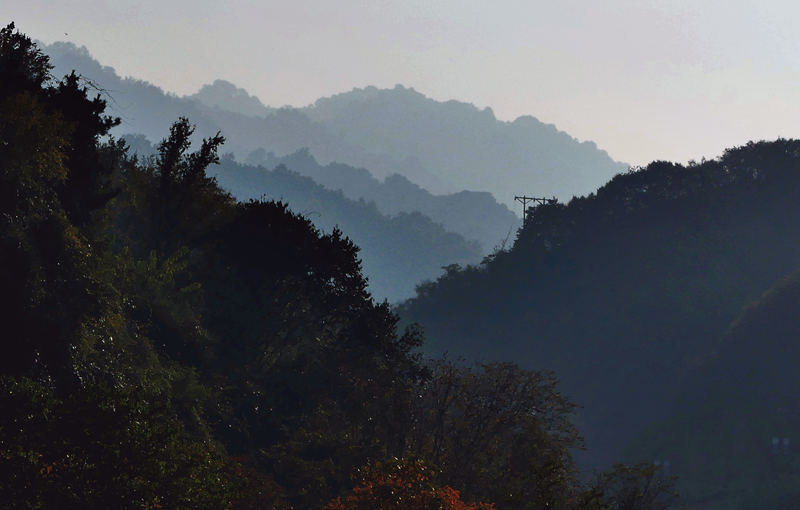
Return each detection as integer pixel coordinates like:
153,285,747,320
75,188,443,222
398,140,800,482
625,270,800,510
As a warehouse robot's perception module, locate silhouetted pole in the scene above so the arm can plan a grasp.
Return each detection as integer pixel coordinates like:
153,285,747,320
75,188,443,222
514,195,555,225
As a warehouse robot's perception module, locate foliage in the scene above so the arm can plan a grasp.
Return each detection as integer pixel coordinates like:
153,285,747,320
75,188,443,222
0,377,287,510
0,23,277,507
0,22,52,96
408,360,580,509
579,463,681,510
324,458,495,510
0,37,105,389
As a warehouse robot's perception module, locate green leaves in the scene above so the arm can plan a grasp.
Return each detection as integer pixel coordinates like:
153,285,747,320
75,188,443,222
0,377,273,510
407,361,581,509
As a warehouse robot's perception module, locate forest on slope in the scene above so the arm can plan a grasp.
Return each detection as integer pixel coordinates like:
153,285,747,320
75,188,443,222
398,138,800,509
628,270,800,509
1,23,676,510
42,40,627,207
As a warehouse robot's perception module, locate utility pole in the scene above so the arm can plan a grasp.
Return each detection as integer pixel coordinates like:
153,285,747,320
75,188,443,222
514,195,555,225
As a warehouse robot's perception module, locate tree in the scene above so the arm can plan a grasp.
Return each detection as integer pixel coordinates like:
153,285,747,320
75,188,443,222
0,376,289,510
324,458,495,510
0,22,124,387
407,361,581,509
195,198,428,507
0,24,281,508
0,65,96,387
579,463,681,510
0,22,52,97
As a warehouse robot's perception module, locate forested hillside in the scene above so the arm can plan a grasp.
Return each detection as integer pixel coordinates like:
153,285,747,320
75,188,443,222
399,139,800,508
2,24,673,509
628,270,800,509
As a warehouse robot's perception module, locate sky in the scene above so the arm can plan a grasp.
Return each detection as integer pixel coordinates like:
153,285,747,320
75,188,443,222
10,0,800,167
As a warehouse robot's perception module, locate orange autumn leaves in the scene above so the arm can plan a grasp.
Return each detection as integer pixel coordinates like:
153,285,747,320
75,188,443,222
325,459,495,510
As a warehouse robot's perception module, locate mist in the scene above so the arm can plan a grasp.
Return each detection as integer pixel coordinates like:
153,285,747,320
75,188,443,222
4,5,800,508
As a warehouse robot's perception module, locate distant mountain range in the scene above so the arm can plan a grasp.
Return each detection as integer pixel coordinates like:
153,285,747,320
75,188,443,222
188,79,275,118
43,41,627,209
298,85,628,206
244,148,520,252
43,40,625,301
123,135,482,302
211,158,484,303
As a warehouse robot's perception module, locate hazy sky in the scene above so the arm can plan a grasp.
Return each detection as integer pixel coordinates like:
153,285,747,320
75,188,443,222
11,0,800,166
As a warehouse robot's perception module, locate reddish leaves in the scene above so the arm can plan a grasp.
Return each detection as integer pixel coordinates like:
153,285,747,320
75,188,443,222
325,459,495,510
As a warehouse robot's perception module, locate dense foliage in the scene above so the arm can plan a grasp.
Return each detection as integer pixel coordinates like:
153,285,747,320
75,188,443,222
1,23,675,509
323,459,495,510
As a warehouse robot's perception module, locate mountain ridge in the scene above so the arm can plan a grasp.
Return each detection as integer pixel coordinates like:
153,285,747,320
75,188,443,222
245,147,521,252
122,135,483,302
187,79,274,117
42,40,627,207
